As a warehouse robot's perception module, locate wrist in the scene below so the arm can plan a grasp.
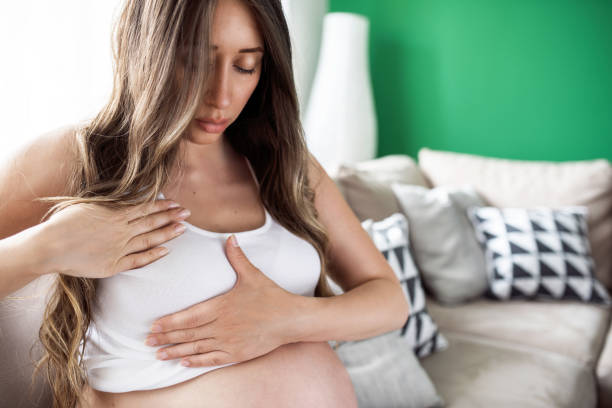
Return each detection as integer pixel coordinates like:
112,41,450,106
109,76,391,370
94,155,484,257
281,294,326,344
22,221,59,276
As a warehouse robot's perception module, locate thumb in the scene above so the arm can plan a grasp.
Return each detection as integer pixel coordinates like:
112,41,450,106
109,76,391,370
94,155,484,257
225,234,254,277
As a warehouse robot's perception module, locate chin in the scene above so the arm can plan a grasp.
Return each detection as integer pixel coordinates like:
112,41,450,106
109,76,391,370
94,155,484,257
186,127,224,145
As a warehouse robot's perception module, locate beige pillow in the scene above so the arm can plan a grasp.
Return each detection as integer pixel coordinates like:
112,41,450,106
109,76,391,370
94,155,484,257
332,155,430,221
391,183,488,304
418,147,612,291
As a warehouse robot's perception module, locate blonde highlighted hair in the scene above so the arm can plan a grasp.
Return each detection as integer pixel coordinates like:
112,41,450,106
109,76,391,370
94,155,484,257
29,0,335,407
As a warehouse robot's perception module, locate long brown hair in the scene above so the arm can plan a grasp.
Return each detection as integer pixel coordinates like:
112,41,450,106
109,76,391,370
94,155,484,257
30,0,335,406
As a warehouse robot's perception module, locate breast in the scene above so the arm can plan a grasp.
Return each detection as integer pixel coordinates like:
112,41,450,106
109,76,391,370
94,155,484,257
81,220,322,392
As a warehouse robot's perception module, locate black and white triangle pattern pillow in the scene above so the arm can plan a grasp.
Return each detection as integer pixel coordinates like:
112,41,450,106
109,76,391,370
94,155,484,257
467,206,611,306
361,213,449,358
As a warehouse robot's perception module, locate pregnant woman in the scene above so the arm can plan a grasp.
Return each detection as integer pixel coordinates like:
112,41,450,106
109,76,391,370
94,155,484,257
0,0,410,407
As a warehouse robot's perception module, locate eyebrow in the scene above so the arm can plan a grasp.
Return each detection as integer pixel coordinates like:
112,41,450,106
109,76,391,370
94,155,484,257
212,45,264,53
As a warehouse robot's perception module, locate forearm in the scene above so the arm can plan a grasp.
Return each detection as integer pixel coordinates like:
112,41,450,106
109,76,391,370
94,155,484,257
285,278,410,344
0,223,52,299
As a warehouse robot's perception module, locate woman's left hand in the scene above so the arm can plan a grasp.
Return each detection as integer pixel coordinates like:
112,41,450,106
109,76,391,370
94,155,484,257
144,234,300,368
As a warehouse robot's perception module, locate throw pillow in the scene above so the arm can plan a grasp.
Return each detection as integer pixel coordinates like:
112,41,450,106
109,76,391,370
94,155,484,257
332,154,430,222
418,147,612,292
467,206,612,306
359,213,449,358
390,183,488,305
334,330,445,408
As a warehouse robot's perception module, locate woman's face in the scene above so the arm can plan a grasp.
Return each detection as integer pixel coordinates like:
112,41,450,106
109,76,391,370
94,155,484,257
182,0,264,145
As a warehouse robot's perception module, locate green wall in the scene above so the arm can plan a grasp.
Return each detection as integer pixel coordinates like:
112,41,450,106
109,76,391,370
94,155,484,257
329,0,612,162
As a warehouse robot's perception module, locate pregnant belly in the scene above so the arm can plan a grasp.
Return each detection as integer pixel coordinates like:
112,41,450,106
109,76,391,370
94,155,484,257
78,341,358,408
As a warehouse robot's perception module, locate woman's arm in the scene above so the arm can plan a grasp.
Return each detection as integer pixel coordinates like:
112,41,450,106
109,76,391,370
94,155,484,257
0,222,54,299
0,126,76,299
0,125,189,298
284,279,408,344
282,154,410,343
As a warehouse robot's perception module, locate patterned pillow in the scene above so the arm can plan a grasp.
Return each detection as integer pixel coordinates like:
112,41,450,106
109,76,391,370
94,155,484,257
357,213,449,358
467,206,612,306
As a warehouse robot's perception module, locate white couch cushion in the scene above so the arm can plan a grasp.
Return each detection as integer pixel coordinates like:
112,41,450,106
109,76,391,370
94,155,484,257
425,294,611,369
391,183,488,305
332,154,430,222
335,330,444,408
421,331,597,408
418,147,612,291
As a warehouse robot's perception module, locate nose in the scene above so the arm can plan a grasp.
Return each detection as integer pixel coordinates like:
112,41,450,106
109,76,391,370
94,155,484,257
203,59,231,109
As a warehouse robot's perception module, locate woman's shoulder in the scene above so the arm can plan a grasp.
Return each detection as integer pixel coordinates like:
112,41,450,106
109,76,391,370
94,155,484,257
0,124,80,238
25,123,80,186
2,123,80,189
306,152,326,191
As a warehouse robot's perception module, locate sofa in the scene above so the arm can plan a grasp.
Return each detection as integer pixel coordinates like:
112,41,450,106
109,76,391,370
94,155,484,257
2,147,611,408
328,147,612,408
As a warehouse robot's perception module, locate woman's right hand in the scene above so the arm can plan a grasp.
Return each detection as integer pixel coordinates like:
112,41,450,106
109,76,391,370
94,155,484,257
41,199,190,279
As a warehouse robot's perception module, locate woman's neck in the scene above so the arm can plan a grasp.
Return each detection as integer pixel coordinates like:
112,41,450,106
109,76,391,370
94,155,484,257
167,135,246,190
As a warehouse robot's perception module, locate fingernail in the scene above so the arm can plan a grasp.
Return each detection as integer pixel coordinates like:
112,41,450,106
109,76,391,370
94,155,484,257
181,360,191,367
145,337,158,346
179,209,191,218
168,202,181,208
151,324,162,333
157,351,168,360
231,234,239,247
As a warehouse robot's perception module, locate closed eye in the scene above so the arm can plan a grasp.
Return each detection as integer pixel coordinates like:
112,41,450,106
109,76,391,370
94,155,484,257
235,65,256,75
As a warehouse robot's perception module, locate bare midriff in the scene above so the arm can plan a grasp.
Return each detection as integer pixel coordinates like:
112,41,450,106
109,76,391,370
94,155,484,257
77,341,358,408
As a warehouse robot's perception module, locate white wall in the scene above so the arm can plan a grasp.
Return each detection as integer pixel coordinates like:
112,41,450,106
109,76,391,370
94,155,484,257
0,0,328,162
0,1,121,161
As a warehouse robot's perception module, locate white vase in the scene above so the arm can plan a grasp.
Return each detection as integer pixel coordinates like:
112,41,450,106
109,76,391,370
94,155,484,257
280,0,329,120
303,12,377,176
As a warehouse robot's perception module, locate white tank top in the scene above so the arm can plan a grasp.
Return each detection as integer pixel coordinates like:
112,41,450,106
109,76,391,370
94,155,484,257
80,156,321,392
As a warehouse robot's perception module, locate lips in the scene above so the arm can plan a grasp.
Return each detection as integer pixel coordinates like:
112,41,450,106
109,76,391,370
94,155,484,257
197,117,228,125
195,118,229,134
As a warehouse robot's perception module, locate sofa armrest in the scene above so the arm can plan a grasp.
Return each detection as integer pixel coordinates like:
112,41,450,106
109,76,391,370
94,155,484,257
597,315,612,408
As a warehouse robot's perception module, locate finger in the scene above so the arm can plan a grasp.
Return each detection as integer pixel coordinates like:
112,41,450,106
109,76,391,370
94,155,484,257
225,235,255,270
130,206,191,237
125,199,181,223
125,220,186,254
152,303,219,333
181,350,231,368
113,245,171,274
154,337,218,361
146,325,214,348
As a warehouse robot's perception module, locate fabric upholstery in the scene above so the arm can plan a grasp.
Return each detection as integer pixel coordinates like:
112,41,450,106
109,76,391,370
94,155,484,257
361,214,448,357
332,154,430,221
391,183,488,304
596,318,612,408
425,294,611,369
418,147,612,291
420,331,597,408
467,205,611,305
335,330,444,408
0,274,55,408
